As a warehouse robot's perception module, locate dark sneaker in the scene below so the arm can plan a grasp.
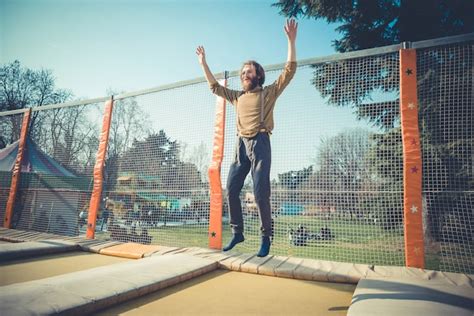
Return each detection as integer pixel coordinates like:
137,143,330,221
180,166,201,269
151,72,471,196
257,236,271,257
223,233,245,251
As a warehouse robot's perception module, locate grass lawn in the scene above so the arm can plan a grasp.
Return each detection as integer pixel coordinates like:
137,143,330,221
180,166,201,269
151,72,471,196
97,215,407,266
95,215,473,272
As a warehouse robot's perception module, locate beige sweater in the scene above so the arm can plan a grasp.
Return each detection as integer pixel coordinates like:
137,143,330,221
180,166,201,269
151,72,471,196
209,61,297,138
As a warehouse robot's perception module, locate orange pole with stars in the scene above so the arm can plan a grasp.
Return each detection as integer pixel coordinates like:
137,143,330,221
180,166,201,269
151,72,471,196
208,77,227,249
399,48,424,268
86,96,114,239
4,109,31,228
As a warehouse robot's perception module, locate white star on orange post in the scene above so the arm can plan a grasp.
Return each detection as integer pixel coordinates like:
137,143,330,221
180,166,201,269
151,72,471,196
408,102,416,110
410,205,418,214
414,247,421,255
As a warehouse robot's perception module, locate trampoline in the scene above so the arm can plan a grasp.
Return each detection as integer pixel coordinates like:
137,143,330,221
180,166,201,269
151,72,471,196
0,250,130,286
97,270,355,316
0,247,354,315
0,229,472,316
1,31,473,316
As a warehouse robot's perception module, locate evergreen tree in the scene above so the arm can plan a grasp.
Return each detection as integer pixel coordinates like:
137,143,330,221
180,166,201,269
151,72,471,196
273,0,473,240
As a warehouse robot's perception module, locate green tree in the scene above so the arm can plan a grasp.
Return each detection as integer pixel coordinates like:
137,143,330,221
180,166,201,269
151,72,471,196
278,166,313,190
303,129,377,219
273,0,473,243
273,0,474,52
104,91,152,189
119,130,203,192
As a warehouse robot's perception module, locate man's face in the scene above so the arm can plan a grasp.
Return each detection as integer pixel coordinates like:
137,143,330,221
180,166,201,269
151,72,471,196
241,64,259,91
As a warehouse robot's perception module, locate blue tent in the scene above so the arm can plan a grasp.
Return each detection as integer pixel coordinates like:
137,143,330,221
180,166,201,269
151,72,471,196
0,139,76,177
0,139,81,236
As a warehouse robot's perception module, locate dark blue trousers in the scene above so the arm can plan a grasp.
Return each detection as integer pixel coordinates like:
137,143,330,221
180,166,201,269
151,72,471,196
226,132,272,237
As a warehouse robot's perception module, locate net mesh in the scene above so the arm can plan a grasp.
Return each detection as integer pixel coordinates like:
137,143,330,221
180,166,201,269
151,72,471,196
1,37,472,273
417,42,474,273
224,55,404,265
4,104,103,236
100,82,216,247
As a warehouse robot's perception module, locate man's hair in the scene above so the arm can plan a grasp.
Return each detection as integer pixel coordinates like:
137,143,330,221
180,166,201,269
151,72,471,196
241,60,265,86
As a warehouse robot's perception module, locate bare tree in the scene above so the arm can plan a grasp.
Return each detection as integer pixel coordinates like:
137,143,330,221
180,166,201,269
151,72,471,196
107,94,152,159
31,105,99,175
102,93,152,189
191,142,210,183
0,60,72,146
316,129,372,190
182,141,210,183
304,128,374,218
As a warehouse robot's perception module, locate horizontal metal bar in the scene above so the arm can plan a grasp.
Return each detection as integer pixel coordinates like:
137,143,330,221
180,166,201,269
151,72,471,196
220,33,474,77
411,33,474,49
30,96,110,112
114,77,209,100
0,33,471,115
229,44,404,77
0,108,29,117
0,97,109,116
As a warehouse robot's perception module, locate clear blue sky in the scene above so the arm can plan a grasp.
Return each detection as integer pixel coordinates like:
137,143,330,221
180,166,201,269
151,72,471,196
1,0,382,180
1,0,340,99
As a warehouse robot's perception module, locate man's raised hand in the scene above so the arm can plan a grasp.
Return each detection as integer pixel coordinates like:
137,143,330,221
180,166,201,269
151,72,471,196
284,19,298,42
196,46,206,65
196,45,216,85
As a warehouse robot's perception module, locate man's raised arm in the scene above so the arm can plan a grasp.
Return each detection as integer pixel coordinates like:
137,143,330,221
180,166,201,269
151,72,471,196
196,46,217,85
196,45,240,104
273,19,298,96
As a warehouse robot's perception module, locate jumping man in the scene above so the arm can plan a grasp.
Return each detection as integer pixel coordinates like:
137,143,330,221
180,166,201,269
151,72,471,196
196,19,298,257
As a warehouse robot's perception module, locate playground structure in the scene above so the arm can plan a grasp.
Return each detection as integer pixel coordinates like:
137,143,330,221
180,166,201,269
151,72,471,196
0,33,472,278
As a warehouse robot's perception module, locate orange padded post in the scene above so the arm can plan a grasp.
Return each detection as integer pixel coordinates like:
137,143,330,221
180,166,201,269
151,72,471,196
4,109,31,228
400,48,424,268
208,78,227,249
86,97,114,239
